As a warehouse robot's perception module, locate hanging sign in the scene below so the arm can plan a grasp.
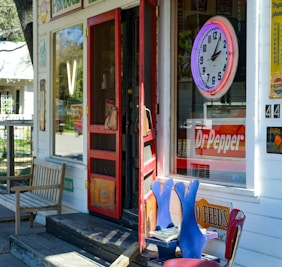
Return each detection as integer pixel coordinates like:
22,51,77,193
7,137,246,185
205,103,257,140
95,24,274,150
51,0,82,18
270,1,282,98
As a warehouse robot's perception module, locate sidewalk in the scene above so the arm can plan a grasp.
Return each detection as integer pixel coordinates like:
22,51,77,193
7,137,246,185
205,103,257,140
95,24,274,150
0,205,46,267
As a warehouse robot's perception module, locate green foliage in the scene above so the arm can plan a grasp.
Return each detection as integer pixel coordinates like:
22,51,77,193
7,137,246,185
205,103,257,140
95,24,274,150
0,0,24,41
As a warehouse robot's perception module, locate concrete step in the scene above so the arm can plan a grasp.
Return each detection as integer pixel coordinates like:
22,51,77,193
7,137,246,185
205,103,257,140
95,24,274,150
46,213,147,267
10,232,110,267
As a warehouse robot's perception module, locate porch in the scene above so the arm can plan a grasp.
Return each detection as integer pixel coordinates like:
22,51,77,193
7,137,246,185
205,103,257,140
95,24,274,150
0,204,148,267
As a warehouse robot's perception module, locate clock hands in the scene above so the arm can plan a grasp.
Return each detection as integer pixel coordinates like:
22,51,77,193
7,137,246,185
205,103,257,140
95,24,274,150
211,50,222,61
211,33,222,61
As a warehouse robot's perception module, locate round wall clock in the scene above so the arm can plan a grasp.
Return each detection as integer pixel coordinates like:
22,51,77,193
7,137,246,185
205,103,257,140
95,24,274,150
191,16,239,100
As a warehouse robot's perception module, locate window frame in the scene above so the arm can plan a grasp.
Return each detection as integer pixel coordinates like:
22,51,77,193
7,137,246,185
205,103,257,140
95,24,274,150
51,23,85,163
160,0,258,196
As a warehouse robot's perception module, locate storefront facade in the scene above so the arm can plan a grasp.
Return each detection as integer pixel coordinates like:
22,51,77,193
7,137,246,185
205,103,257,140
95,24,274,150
33,0,282,266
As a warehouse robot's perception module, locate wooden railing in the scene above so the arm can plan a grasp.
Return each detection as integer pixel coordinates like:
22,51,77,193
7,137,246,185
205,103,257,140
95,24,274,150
0,119,33,192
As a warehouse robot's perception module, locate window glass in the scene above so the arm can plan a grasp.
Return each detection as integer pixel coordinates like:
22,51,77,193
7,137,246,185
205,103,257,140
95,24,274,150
53,24,83,161
176,0,246,186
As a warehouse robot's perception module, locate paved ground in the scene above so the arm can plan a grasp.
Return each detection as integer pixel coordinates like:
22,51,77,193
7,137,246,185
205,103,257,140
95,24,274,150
0,205,46,267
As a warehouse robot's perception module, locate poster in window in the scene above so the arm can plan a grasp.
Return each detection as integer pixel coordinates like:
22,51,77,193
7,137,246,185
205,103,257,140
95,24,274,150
51,0,82,18
270,1,282,98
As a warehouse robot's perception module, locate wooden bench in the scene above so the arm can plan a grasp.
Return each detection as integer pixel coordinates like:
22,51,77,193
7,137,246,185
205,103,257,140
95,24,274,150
0,158,66,234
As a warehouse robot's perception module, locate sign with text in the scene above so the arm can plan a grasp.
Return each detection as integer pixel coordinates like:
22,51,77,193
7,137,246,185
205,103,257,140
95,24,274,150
196,198,231,240
270,1,282,98
51,0,82,18
195,124,245,158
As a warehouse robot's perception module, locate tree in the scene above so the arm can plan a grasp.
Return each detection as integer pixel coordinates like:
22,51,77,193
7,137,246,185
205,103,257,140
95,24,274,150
13,0,33,64
0,0,24,41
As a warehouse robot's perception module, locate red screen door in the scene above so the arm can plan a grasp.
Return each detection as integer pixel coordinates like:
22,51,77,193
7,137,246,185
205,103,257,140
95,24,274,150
87,9,122,218
138,0,157,250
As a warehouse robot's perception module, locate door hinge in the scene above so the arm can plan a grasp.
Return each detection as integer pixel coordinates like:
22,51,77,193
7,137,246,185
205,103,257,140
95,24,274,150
156,103,159,115
85,105,88,115
156,5,159,18
85,180,88,189
85,27,89,37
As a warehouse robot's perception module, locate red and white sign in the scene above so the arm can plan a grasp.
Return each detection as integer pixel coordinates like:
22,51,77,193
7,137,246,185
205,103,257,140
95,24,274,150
195,124,245,158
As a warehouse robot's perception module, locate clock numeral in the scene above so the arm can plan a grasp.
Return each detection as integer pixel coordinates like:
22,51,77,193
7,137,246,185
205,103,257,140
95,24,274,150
223,39,227,48
200,56,203,64
213,31,217,40
202,66,206,74
206,73,210,82
208,35,211,44
212,76,216,85
223,64,226,71
203,44,207,53
218,72,222,80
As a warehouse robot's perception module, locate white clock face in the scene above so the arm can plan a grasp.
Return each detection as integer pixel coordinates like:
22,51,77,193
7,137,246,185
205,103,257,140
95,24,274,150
195,25,229,90
191,16,238,100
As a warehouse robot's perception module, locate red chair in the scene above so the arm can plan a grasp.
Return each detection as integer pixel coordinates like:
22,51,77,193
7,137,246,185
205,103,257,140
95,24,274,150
163,209,246,267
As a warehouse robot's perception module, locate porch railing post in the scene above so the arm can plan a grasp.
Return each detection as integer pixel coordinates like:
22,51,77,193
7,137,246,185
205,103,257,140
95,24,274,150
7,125,15,192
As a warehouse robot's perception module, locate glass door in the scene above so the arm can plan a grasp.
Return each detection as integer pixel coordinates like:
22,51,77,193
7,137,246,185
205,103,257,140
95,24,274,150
87,9,122,218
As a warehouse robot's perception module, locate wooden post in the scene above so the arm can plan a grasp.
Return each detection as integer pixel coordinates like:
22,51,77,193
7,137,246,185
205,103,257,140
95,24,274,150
7,125,14,192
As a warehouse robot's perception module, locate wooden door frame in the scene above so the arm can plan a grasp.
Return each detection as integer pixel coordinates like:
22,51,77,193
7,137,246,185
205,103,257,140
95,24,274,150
138,0,157,250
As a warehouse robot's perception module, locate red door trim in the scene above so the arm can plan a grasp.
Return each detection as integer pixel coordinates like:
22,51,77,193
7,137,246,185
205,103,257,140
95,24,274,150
138,0,157,251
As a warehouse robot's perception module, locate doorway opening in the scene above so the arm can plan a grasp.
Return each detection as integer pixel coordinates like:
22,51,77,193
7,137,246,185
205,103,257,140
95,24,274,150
121,6,140,228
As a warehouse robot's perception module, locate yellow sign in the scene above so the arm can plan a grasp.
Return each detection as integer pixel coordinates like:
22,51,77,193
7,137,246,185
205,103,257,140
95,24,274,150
195,198,230,231
270,1,282,98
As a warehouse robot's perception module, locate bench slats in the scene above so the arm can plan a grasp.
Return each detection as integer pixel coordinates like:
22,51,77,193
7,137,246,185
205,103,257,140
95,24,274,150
20,192,57,208
0,192,56,210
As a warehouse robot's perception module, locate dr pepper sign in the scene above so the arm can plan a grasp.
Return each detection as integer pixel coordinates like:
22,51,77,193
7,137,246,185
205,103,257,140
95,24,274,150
195,124,245,158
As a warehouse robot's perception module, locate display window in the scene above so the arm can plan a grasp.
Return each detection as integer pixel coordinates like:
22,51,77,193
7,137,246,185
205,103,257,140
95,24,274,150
53,24,84,161
176,0,246,186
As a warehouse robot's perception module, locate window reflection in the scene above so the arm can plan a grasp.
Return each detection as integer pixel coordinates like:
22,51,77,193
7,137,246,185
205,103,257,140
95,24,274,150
53,24,83,161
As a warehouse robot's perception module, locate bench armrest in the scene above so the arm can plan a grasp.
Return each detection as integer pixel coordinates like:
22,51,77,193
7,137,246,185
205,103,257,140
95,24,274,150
0,174,32,182
11,184,62,193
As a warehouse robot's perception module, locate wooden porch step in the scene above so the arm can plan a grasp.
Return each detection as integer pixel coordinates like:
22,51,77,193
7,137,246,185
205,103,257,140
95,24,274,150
46,212,147,267
9,212,147,267
10,232,110,267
